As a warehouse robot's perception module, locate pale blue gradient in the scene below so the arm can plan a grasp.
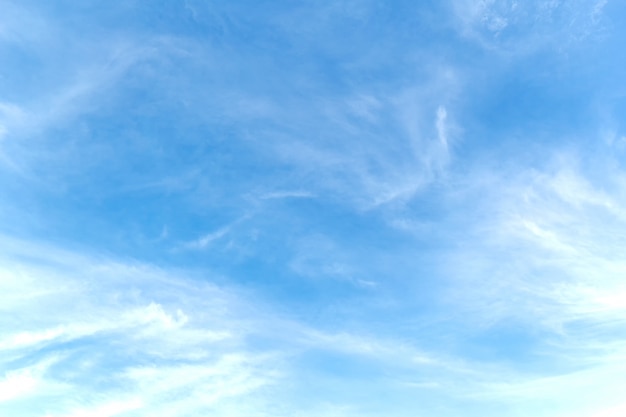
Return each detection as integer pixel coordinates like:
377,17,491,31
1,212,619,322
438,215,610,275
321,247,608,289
2,1,626,416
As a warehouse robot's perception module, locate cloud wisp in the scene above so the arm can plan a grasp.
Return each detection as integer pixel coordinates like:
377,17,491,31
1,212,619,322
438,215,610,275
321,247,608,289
2,1,626,416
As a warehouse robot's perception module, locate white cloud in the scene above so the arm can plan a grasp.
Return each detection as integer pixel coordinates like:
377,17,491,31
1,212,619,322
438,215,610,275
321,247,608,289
53,398,144,417
179,215,252,251
436,106,449,150
0,234,282,416
182,226,230,250
0,367,41,402
4,216,625,417
436,148,626,398
450,0,609,51
592,403,626,417
0,356,69,404
257,190,315,200
0,233,500,416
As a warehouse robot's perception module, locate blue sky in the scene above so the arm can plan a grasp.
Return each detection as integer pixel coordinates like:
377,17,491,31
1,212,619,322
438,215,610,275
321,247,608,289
2,0,626,416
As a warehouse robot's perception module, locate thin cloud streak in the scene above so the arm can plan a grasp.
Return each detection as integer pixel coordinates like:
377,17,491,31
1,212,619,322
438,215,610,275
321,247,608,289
0,234,581,417
0,236,278,416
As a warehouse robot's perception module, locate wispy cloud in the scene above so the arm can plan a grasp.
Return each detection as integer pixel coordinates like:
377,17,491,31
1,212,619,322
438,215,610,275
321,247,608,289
450,0,609,52
0,234,453,416
3,1,626,416
433,147,626,386
257,190,316,200
266,88,458,210
0,235,280,416
0,234,575,416
181,226,231,250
